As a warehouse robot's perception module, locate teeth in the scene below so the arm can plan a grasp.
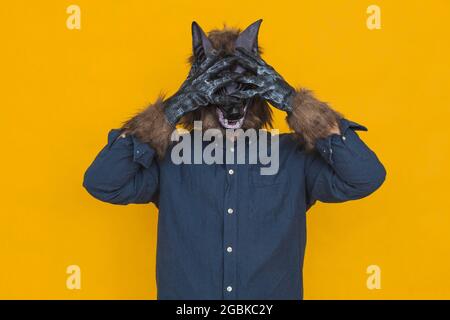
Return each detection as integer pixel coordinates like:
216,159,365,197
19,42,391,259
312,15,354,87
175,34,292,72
216,107,247,129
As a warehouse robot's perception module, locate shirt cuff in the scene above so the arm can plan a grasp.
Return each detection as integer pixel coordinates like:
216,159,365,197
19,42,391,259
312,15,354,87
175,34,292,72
315,118,368,165
107,129,156,168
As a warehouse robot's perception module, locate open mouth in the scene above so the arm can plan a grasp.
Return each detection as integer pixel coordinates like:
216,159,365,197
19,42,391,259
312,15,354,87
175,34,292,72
216,106,248,129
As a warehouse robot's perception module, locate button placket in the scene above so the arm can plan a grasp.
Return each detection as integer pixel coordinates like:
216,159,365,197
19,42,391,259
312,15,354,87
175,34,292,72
223,161,237,299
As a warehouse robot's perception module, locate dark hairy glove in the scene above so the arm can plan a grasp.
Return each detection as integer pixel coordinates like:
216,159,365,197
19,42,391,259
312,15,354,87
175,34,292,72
164,53,242,125
231,47,296,112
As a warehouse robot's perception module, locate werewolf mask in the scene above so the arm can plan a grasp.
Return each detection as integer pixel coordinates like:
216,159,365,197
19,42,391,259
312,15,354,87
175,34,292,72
122,20,343,158
191,20,263,129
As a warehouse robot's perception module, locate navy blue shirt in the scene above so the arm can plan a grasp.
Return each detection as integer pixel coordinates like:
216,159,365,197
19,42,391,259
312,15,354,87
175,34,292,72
83,118,385,300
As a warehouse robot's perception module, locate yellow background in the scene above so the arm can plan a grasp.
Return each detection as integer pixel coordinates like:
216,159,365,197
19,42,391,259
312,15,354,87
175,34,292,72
1,0,449,299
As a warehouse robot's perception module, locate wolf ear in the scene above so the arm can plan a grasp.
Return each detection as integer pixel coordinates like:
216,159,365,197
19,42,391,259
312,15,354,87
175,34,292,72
191,21,214,62
235,19,263,53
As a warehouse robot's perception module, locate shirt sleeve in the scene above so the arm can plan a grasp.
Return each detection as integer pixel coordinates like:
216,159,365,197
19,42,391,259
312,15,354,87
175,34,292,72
83,129,159,205
305,118,386,208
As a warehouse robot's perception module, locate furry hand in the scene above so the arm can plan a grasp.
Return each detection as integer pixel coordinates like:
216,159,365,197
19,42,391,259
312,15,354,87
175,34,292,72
231,47,296,112
286,89,343,151
164,53,242,124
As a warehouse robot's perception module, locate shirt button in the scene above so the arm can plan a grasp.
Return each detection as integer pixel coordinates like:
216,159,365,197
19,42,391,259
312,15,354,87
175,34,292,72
227,246,233,253
228,169,234,175
342,136,346,141
227,208,234,214
226,286,233,292
230,147,235,152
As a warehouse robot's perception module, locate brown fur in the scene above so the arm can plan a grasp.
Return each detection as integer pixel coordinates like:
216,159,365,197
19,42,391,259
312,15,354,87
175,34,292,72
122,25,341,157
178,96,273,132
121,26,272,158
121,97,174,159
287,88,342,151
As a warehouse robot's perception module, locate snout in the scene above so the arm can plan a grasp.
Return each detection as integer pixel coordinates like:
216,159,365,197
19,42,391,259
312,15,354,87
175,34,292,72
216,97,249,129
220,104,245,120
227,107,244,120
221,74,246,120
215,64,250,128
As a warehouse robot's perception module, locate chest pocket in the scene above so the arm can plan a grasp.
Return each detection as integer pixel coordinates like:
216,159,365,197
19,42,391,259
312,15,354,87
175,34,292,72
186,164,226,216
248,165,294,222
